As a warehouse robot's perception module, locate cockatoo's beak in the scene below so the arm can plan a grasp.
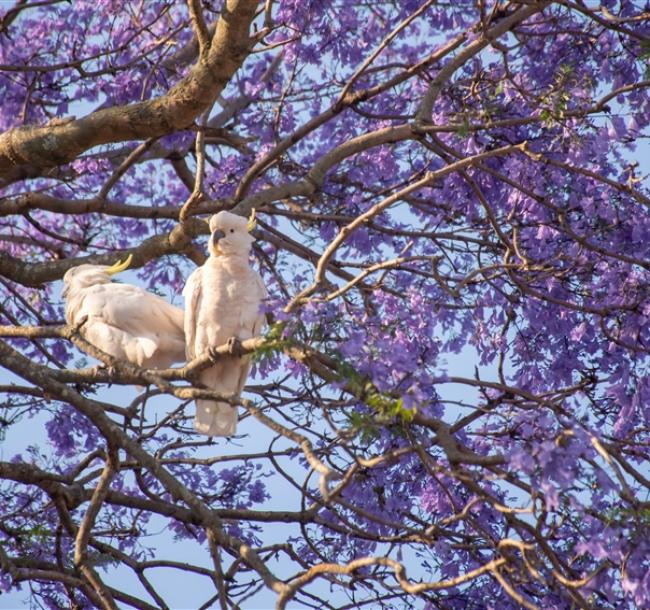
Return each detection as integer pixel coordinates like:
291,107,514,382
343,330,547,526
211,230,226,255
247,208,256,232
106,253,133,276
61,284,69,298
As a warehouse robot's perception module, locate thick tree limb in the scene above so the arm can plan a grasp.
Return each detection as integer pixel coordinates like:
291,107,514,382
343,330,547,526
0,0,259,178
0,217,206,286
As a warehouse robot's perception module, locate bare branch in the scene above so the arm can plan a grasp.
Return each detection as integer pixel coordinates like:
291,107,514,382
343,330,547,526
187,0,212,56
277,555,508,610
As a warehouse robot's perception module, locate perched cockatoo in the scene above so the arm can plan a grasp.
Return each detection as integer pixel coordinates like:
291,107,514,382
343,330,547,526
63,255,186,369
183,209,266,436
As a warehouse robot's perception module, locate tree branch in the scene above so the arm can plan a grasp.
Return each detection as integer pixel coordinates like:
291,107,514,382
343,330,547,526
0,0,259,178
187,0,212,56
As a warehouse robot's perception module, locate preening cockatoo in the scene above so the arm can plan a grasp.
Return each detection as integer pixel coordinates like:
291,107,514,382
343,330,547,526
63,255,186,369
183,209,266,437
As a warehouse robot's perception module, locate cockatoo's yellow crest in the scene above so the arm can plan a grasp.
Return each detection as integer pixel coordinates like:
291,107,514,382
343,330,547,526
247,208,256,232
106,253,133,276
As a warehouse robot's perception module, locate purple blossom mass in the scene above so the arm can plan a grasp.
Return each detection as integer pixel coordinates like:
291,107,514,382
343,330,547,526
1,0,650,608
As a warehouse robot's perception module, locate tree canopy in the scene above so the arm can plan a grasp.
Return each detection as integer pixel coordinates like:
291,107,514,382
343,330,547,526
1,1,650,608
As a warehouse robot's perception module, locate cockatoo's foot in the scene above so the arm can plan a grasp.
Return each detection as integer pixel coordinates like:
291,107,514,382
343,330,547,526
90,363,105,376
91,363,117,378
209,337,245,361
226,336,245,357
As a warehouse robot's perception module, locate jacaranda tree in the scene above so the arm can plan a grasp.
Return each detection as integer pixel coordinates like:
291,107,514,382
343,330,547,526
1,1,649,608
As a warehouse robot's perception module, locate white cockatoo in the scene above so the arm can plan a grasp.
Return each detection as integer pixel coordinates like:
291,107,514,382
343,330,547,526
183,209,266,437
62,255,186,369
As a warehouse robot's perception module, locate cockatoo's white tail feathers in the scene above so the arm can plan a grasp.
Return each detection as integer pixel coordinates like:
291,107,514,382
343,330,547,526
193,362,241,436
194,400,238,437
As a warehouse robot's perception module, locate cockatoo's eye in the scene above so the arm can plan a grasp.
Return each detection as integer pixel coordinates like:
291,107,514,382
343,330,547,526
230,229,234,233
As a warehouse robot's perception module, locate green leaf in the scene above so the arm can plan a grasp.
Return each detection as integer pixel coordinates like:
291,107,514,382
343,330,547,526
456,116,471,138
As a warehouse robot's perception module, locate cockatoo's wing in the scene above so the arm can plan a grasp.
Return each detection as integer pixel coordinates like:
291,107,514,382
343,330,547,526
231,270,267,394
183,268,202,361
235,271,267,339
73,283,185,368
83,319,158,366
252,271,267,336
101,286,182,332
